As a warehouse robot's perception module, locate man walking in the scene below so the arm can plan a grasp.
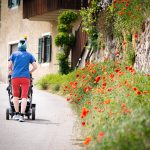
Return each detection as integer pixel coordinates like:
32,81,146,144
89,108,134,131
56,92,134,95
8,38,37,122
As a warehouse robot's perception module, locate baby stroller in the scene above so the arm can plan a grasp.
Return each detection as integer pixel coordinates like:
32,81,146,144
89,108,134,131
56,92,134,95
6,75,36,120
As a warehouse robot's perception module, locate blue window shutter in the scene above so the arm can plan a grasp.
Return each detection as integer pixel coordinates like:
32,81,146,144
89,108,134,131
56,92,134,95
47,35,52,62
8,0,12,8
38,38,43,63
17,0,20,5
44,35,52,62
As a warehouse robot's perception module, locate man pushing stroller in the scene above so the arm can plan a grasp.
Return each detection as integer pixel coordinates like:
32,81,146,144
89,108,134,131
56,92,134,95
8,37,37,122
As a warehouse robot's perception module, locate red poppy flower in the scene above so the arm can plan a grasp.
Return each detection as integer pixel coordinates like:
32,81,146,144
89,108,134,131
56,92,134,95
134,33,138,39
102,83,107,87
87,101,91,105
143,91,149,94
108,88,112,92
94,106,98,110
84,86,91,92
95,76,101,83
126,3,129,6
82,122,86,126
98,132,105,137
83,137,92,145
136,91,141,95
66,98,70,101
121,103,126,108
110,73,115,78
64,86,68,89
82,75,85,79
119,11,125,15
81,107,89,118
77,98,80,101
104,99,111,104
100,102,103,105
98,109,103,113
115,68,120,73
76,74,79,78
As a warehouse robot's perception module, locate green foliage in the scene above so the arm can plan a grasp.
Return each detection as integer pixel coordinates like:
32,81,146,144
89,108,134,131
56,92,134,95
37,61,150,149
57,24,71,32
36,71,78,93
111,0,150,34
126,33,132,42
58,10,78,24
56,52,70,74
63,61,150,149
55,10,78,74
126,47,136,66
52,84,60,91
55,32,70,47
68,34,76,47
80,0,101,51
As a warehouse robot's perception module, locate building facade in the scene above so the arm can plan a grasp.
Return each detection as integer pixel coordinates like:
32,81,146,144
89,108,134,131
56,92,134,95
0,0,88,82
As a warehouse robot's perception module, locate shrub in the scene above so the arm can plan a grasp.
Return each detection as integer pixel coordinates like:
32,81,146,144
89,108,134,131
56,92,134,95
58,10,78,24
57,24,71,33
52,84,60,92
55,10,78,74
55,32,70,47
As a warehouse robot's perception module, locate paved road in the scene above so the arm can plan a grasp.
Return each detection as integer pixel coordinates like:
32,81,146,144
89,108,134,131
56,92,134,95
0,83,82,150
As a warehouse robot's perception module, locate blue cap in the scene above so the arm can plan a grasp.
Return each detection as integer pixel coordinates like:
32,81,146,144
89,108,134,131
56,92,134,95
18,39,27,51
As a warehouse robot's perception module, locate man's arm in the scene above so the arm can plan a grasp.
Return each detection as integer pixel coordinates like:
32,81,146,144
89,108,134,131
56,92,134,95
30,62,37,74
8,61,13,75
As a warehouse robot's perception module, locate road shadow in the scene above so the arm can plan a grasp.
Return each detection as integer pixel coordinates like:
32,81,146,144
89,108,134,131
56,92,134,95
26,118,60,126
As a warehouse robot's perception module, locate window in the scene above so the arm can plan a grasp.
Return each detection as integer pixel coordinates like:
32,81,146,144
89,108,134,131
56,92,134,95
38,35,52,63
10,43,18,55
8,0,20,8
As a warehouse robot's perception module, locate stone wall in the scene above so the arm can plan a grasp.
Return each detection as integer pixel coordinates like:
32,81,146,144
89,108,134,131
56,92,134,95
134,19,150,74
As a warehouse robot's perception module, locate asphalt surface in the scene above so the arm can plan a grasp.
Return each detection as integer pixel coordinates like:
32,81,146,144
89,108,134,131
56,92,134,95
0,83,82,150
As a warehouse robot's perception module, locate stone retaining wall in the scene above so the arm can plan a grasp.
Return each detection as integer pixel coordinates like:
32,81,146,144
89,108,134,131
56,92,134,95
134,19,150,74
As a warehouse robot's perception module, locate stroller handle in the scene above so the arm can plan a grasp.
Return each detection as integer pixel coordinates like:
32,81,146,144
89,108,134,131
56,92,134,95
8,74,33,79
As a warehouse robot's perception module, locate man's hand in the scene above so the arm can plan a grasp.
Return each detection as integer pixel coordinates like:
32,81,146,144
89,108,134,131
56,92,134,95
8,70,12,75
30,62,37,74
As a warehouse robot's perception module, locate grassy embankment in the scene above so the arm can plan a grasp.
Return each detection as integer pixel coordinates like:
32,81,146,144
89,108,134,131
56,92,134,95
37,61,150,150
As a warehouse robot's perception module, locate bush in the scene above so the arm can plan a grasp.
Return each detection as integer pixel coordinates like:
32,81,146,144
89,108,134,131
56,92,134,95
52,84,60,92
58,10,78,24
36,71,77,92
55,32,70,47
57,24,71,33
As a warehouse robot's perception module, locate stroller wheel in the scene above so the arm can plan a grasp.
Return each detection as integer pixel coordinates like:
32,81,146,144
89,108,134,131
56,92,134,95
6,108,10,120
32,107,35,120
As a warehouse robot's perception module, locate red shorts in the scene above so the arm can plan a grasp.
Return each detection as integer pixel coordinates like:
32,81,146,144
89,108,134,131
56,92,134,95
12,78,30,99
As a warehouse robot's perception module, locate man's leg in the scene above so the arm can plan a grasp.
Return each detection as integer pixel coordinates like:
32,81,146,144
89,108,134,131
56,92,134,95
12,78,20,120
12,97,19,112
21,98,27,114
20,78,30,122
